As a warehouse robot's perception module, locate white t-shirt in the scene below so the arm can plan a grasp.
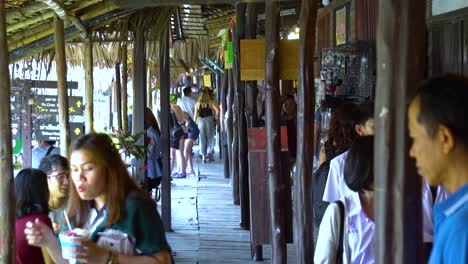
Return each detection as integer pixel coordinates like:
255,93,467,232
176,96,196,119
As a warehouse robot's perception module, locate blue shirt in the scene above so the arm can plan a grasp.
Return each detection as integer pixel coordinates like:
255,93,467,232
31,146,61,168
429,183,468,264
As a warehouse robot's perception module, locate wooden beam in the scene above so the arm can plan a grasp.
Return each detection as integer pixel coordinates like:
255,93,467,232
85,33,94,133
294,0,318,263
0,1,15,262
265,1,286,263
159,23,172,232
221,72,230,179
54,15,70,156
115,63,123,130
122,44,129,132
226,69,237,202
234,3,250,230
111,0,298,8
39,0,87,38
375,0,426,262
245,3,259,128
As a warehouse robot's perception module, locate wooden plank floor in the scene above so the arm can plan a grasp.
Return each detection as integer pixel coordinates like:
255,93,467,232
163,155,297,264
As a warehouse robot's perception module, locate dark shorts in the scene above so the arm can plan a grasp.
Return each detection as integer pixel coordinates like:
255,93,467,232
170,132,184,149
188,129,199,140
146,177,162,193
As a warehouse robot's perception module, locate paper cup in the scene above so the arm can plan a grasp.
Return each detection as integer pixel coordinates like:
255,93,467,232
59,229,90,260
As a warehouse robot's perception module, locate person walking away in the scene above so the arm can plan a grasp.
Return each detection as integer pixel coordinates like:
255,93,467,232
183,112,199,176
39,154,69,234
408,74,468,264
145,108,163,196
315,136,376,263
15,168,54,264
194,88,219,163
177,86,197,119
170,104,187,178
24,133,172,263
32,140,60,168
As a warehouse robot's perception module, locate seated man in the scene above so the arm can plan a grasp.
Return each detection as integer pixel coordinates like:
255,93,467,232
39,154,69,233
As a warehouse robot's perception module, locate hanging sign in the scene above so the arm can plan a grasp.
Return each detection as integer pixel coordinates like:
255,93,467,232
203,74,212,88
225,42,234,69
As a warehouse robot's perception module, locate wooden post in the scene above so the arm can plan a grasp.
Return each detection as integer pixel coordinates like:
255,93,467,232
22,82,32,168
234,3,250,230
122,44,128,132
265,2,286,263
54,15,70,156
115,63,123,130
147,65,152,109
133,32,146,185
229,67,240,205
375,0,426,262
245,3,259,128
226,69,236,195
221,72,230,179
85,33,94,134
0,1,15,262
294,0,318,262
159,23,172,232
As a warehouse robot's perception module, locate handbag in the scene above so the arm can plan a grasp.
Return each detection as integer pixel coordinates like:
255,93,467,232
335,200,345,264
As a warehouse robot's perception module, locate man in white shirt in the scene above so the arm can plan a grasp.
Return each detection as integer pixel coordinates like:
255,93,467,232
176,86,196,119
31,140,61,168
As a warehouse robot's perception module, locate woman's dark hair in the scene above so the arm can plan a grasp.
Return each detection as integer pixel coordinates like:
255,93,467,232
327,102,360,155
344,136,374,193
68,133,141,227
39,154,69,175
145,107,160,135
357,101,375,125
15,168,50,219
323,139,337,161
415,74,468,148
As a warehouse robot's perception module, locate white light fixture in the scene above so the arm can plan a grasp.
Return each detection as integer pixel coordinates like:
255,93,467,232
322,0,330,6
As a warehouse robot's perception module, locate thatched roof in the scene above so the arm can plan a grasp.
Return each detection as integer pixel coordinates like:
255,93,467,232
5,0,235,71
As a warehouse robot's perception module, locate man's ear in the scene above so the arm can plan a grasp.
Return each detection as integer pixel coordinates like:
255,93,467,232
355,124,364,136
438,124,455,154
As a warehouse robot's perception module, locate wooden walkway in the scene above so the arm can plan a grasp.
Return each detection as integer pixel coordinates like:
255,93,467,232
162,156,297,264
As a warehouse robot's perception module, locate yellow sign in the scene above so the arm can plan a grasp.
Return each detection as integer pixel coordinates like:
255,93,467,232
203,74,212,88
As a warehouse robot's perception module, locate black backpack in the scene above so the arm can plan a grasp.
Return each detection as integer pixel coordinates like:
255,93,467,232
313,159,332,228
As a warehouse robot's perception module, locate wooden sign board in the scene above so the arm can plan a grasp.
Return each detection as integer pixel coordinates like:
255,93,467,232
240,39,299,81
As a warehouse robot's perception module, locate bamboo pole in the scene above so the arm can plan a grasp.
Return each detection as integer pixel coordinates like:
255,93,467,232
221,72,230,179
226,69,236,197
294,0,318,262
122,44,128,132
54,15,70,156
265,2,286,263
115,63,123,130
233,3,250,230
159,23,172,232
230,68,240,205
85,33,94,134
147,65,152,108
0,0,15,262
375,0,425,262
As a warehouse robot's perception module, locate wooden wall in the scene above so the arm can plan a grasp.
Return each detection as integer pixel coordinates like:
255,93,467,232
429,7,468,76
355,0,378,41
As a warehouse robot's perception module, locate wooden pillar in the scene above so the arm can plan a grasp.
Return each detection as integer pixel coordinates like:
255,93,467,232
122,44,128,132
375,0,426,263
294,0,318,262
115,63,122,130
0,1,15,262
265,2,286,263
221,72,230,179
54,15,70,155
160,23,172,232
229,66,240,205
132,32,146,185
226,69,236,196
245,3,259,128
22,82,32,168
233,3,249,229
147,65,152,108
84,33,94,134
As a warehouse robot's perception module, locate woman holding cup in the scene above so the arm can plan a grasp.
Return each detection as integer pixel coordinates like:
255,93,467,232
25,133,172,263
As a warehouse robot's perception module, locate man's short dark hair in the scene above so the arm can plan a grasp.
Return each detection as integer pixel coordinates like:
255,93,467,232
415,74,468,148
357,101,375,125
39,154,69,175
344,136,374,192
183,87,192,96
45,140,56,146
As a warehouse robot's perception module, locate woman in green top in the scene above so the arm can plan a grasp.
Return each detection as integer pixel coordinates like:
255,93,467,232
25,133,172,264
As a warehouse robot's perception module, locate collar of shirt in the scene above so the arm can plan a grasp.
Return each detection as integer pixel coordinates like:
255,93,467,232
433,183,468,231
85,205,107,234
346,191,363,217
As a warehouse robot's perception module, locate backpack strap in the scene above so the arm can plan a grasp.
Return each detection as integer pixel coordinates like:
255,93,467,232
335,200,345,264
45,146,55,157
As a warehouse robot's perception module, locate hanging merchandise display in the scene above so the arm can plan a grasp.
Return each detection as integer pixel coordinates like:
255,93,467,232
320,41,376,101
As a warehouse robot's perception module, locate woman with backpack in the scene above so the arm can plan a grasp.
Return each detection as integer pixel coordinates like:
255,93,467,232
314,136,375,263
